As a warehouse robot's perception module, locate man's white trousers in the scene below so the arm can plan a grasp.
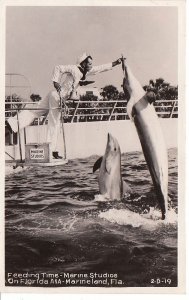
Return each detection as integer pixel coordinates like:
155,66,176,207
7,90,62,152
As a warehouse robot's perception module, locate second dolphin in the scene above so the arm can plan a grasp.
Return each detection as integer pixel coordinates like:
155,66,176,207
93,133,130,200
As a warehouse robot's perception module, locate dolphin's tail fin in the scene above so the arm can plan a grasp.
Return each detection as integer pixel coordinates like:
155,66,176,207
156,186,168,220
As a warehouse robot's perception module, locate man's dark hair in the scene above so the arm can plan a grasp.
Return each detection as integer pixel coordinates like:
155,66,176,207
81,56,92,64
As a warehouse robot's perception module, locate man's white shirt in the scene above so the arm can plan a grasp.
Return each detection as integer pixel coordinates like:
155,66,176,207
51,63,112,98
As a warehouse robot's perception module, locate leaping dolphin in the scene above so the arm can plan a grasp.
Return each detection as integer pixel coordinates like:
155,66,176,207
93,133,130,200
121,57,168,220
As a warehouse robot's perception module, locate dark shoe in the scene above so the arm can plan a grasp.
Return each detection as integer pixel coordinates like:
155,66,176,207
52,151,63,159
5,120,13,134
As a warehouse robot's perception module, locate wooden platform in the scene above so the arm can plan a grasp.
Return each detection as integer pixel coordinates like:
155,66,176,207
24,158,68,167
5,159,68,176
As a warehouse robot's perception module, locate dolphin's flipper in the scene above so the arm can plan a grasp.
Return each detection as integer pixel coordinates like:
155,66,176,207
122,180,131,194
93,157,103,173
105,156,112,174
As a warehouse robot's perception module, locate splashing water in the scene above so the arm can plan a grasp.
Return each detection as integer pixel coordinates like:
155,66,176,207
94,193,110,202
99,206,177,231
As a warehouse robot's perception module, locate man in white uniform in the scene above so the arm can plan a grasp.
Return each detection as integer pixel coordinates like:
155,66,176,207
6,53,122,159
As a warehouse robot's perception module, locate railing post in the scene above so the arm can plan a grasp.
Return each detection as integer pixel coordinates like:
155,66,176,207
71,100,80,123
108,101,117,121
169,99,177,118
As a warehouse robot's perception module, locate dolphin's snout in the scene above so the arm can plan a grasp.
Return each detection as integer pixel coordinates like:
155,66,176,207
107,132,114,146
106,133,120,153
107,133,114,145
107,132,112,139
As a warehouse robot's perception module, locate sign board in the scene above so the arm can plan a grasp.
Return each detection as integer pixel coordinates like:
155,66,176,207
25,143,50,163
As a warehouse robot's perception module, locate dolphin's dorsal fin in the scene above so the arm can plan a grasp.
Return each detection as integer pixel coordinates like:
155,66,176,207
93,157,103,173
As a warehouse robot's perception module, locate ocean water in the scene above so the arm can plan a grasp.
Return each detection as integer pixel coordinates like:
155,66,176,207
5,148,177,288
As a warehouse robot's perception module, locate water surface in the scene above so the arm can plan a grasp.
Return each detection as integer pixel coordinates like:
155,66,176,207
5,148,177,288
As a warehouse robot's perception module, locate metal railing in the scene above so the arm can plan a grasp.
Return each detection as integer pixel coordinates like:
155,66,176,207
5,98,178,124
62,98,178,122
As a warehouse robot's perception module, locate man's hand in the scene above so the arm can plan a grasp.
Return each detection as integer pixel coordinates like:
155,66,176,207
66,105,69,115
63,104,69,115
53,81,61,93
112,58,122,67
61,100,69,115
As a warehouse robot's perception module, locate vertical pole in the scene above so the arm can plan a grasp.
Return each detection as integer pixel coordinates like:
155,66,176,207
61,110,67,159
10,74,12,116
16,111,23,163
9,74,14,145
24,128,27,145
10,131,14,145
37,116,40,144
59,93,67,159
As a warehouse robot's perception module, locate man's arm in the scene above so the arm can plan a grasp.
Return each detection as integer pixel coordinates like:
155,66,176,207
52,65,79,92
88,58,121,75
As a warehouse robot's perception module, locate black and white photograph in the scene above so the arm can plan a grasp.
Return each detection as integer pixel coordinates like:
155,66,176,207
0,0,186,293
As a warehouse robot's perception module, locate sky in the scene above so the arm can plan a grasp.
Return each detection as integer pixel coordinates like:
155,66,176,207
5,5,178,98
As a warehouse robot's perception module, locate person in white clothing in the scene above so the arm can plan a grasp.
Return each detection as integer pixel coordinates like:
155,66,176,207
6,53,122,159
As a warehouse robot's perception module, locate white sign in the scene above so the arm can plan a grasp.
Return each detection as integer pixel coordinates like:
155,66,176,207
30,148,45,160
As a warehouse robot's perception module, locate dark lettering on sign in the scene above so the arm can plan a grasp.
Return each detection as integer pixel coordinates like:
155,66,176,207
30,148,45,159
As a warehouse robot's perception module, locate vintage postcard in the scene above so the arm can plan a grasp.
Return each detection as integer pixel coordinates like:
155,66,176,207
0,0,186,294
